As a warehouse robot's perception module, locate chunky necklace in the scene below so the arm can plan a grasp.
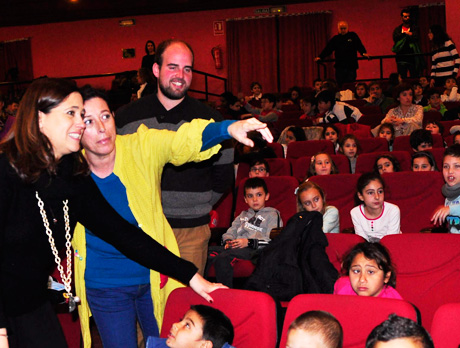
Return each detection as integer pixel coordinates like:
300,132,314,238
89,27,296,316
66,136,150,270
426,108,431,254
36,191,80,312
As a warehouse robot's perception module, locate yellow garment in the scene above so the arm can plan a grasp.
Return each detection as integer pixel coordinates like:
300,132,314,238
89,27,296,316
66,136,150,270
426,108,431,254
72,119,220,347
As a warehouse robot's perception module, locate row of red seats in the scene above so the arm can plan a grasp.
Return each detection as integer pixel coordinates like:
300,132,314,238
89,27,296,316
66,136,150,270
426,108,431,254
166,232,460,348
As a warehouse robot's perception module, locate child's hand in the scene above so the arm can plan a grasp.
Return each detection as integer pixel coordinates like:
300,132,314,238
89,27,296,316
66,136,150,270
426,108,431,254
431,206,450,225
230,238,248,249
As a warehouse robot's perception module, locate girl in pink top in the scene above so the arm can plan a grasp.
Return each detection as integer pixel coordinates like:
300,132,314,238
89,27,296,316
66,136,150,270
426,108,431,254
334,242,403,300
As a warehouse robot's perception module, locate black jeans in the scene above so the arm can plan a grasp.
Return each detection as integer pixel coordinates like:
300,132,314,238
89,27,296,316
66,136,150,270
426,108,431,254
335,67,357,87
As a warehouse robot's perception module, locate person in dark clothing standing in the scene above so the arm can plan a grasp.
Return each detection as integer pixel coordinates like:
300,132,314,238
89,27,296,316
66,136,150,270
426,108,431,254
315,21,369,87
392,9,423,78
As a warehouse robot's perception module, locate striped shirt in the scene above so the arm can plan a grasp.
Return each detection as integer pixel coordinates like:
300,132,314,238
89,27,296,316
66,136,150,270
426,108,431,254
431,40,460,78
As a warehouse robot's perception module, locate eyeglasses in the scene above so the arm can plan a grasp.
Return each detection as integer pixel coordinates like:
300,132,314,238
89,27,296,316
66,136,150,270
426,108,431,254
250,167,267,173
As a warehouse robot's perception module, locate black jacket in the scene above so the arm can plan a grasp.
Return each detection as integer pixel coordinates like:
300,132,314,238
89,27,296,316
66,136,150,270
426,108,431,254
245,211,338,301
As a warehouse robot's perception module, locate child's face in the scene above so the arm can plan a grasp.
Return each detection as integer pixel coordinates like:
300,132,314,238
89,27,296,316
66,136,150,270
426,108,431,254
415,142,432,152
166,310,206,348
300,100,312,114
428,93,441,108
299,188,324,213
376,158,394,174
286,131,297,145
419,77,428,87
318,101,331,114
356,85,367,98
445,78,457,90
349,252,390,297
357,179,384,210
314,81,322,93
314,154,332,176
249,163,269,178
251,84,261,96
229,101,242,111
342,138,358,159
412,157,433,171
455,135,460,145
379,127,393,142
244,187,269,211
425,122,440,134
398,90,413,107
261,98,273,112
413,85,423,97
373,337,425,348
324,127,338,144
286,328,326,348
443,155,460,187
291,90,299,100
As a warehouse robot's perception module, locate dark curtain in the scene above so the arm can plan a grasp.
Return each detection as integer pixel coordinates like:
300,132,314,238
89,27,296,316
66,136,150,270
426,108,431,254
227,17,278,95
278,13,331,92
0,38,33,83
418,4,446,76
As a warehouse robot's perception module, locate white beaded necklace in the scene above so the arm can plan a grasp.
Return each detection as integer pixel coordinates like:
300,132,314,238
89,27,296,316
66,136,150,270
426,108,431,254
36,191,80,312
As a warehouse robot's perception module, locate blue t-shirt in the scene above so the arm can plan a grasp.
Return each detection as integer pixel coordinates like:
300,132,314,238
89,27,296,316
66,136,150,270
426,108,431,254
85,172,150,288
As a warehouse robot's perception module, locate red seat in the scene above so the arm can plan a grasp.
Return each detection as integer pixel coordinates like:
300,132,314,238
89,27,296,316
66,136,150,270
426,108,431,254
443,101,460,110
281,104,301,112
279,294,417,348
381,234,460,329
358,137,389,153
357,114,385,128
280,110,302,119
430,303,460,348
423,110,442,126
309,174,360,231
325,234,366,273
161,288,277,348
292,155,350,182
334,123,372,139
426,148,444,172
286,140,334,160
445,134,454,146
342,99,367,108
383,171,445,233
393,134,444,152
273,119,313,136
235,158,291,184
355,151,412,173
212,188,234,228
266,142,285,158
440,120,460,137
358,104,382,115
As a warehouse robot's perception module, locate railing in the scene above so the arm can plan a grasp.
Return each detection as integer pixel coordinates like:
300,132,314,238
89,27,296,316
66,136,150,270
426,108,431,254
0,69,228,101
316,52,432,81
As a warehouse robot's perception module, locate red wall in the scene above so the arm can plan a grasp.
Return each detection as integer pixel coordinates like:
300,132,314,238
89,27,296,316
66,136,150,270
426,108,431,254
0,0,444,95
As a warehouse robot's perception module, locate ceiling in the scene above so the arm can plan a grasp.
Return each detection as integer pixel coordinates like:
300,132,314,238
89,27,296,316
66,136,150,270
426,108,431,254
1,0,324,28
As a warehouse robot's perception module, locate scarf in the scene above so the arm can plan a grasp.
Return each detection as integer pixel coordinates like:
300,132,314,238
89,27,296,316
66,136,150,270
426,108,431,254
442,182,460,200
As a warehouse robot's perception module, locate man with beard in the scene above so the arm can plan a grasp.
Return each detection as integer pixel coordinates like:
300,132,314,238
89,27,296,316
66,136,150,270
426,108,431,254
116,39,233,276
392,9,423,78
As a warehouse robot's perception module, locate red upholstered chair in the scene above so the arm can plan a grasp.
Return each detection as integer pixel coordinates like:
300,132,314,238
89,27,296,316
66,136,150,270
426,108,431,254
381,234,460,329
430,303,460,348
212,188,234,228
358,137,389,153
279,294,418,348
443,101,460,110
357,114,385,129
309,174,360,232
423,110,442,125
235,158,291,184
393,134,444,152
325,234,366,273
280,110,303,119
445,134,454,146
266,142,285,158
334,123,372,139
358,104,382,115
426,147,445,172
286,140,334,160
355,151,412,174
383,171,445,233
292,155,350,182
343,99,367,108
440,120,460,137
161,288,277,348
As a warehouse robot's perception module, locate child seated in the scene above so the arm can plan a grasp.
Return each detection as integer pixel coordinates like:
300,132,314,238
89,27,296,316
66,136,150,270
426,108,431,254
334,242,403,299
248,158,270,178
339,134,360,174
297,181,340,233
376,123,395,151
411,151,438,171
432,144,460,233
441,77,460,102
425,120,444,135
409,129,433,152
286,310,343,348
207,178,282,287
423,89,447,116
307,152,339,178
374,154,400,175
278,126,307,156
412,82,428,106
322,125,340,153
316,90,362,124
299,97,317,120
366,314,433,348
351,172,401,241
146,305,235,348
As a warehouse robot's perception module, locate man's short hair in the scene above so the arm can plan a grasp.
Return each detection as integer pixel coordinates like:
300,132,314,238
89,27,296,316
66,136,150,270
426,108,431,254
368,81,382,90
366,314,433,348
244,177,268,195
261,93,276,106
154,39,194,67
289,310,343,348
191,305,234,348
410,129,433,150
401,8,411,16
249,158,270,173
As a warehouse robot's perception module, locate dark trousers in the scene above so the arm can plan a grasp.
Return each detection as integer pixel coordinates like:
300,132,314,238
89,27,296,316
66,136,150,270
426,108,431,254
335,67,357,87
7,301,68,348
396,58,418,78
206,246,256,288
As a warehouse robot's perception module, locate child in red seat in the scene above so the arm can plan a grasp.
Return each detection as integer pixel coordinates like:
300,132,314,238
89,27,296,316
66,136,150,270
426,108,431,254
334,242,403,299
339,134,360,174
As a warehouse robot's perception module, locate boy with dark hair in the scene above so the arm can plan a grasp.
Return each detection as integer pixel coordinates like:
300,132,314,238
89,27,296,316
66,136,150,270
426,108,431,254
441,76,460,102
146,305,235,348
366,314,434,348
413,82,428,106
316,90,362,124
206,178,282,287
410,129,433,152
423,89,447,116
299,96,317,120
249,158,270,178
